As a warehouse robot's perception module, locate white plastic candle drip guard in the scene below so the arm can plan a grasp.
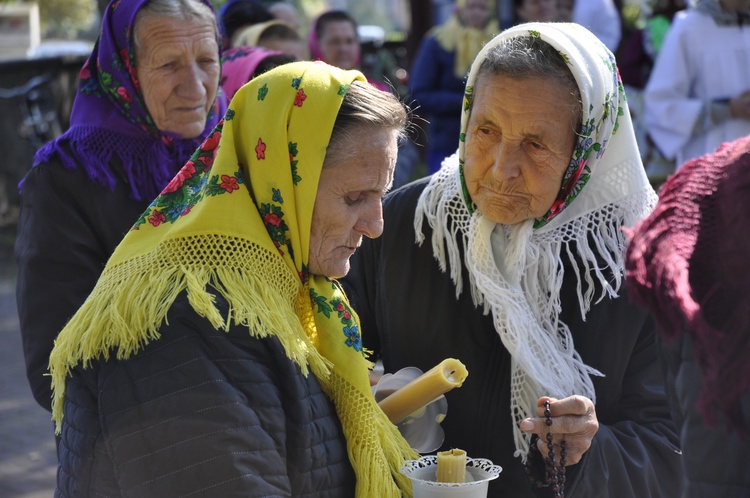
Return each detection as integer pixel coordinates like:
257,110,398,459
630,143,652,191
401,455,502,488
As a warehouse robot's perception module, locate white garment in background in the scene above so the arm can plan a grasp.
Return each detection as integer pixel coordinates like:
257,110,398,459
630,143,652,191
572,0,621,51
644,9,750,168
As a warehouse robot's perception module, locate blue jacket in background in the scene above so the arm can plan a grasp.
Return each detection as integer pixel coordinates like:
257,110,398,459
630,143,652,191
409,35,466,170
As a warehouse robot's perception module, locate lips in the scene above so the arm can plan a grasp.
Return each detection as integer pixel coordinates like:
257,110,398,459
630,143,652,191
175,106,205,114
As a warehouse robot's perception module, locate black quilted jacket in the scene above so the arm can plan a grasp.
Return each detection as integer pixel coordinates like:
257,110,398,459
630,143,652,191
55,294,356,497
16,158,151,411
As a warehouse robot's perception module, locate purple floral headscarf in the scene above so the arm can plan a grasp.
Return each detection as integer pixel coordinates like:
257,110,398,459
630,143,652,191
32,0,227,201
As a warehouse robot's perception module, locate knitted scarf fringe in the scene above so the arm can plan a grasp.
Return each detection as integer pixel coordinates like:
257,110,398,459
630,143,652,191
295,282,417,497
317,373,416,498
50,237,329,430
33,126,202,201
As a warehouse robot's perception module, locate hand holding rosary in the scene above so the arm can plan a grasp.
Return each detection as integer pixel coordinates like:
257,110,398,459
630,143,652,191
524,400,567,497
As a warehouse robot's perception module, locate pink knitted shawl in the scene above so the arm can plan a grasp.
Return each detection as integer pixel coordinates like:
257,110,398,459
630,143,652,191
626,135,750,434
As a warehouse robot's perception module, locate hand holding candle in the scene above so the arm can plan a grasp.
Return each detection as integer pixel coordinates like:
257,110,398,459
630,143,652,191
377,358,468,424
436,448,467,483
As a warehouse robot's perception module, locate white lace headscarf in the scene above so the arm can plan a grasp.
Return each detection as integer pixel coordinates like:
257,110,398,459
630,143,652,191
414,22,657,459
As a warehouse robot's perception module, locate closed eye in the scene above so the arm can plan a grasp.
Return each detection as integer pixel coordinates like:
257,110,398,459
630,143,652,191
345,192,362,205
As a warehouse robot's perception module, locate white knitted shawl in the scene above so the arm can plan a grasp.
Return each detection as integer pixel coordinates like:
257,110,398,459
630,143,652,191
414,22,658,459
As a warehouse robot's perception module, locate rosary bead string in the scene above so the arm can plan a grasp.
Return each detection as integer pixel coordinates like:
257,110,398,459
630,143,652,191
524,400,566,497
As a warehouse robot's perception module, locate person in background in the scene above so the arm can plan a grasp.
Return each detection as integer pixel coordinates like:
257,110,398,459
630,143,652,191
309,10,368,74
571,0,622,52
644,0,750,170
48,61,416,497
644,0,687,56
233,19,308,60
514,0,558,24
344,22,681,496
218,0,274,48
557,0,574,20
15,0,225,413
616,0,687,183
409,0,498,175
626,135,750,496
220,45,296,101
310,9,419,187
268,1,302,31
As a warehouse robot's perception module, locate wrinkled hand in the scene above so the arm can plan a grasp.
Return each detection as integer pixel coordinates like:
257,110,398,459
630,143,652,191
519,395,599,465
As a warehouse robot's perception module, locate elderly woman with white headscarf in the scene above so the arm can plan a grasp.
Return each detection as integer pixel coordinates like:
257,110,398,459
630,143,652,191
344,23,682,496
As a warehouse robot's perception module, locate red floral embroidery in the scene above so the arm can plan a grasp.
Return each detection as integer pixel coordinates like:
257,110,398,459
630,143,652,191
79,66,91,80
201,131,222,151
162,161,197,194
220,175,239,192
255,138,266,159
264,212,282,227
294,89,307,107
116,86,132,103
197,154,214,169
148,211,166,227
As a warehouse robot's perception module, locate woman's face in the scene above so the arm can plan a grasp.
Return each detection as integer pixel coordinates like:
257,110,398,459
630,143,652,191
462,0,493,28
463,73,578,225
309,127,398,278
135,16,220,139
516,0,558,23
318,20,360,70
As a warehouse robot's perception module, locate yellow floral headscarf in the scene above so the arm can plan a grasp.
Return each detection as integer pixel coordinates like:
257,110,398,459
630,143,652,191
49,61,416,497
433,0,499,78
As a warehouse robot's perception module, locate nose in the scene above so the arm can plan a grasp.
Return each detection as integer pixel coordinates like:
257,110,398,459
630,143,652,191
354,199,384,239
491,141,521,181
178,62,207,100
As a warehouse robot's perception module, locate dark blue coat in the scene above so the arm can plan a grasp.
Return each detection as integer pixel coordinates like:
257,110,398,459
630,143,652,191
409,35,466,157
55,294,356,497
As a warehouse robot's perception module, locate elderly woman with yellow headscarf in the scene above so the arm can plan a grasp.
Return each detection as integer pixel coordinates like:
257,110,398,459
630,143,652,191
409,0,498,175
48,61,416,497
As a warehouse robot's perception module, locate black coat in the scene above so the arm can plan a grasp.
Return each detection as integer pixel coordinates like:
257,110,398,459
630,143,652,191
55,294,355,496
658,332,750,497
343,178,682,497
15,158,150,410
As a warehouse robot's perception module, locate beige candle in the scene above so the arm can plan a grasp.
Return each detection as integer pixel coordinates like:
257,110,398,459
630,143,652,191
377,358,468,424
436,448,467,483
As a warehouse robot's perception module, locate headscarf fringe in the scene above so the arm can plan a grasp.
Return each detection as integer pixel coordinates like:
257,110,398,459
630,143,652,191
319,373,416,498
32,126,200,201
50,238,330,432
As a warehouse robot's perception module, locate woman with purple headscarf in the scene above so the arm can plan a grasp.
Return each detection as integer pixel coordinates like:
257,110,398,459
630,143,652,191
15,0,226,412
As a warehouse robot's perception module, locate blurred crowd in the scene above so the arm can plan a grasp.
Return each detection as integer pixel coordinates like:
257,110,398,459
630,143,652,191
208,0,749,187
